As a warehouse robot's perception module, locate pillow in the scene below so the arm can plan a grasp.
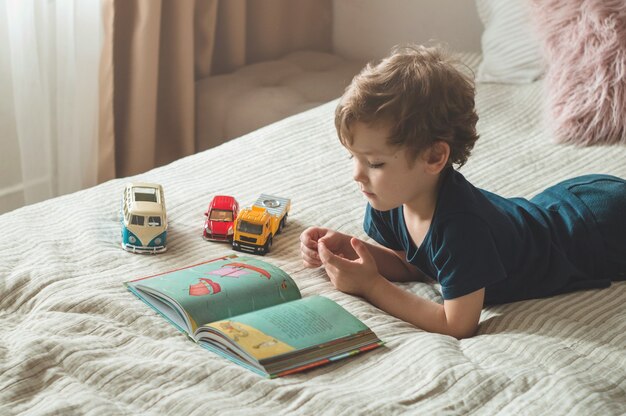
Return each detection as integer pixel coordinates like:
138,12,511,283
530,0,626,145
475,0,544,83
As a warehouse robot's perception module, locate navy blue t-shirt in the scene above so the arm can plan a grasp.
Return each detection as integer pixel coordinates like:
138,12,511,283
364,168,620,305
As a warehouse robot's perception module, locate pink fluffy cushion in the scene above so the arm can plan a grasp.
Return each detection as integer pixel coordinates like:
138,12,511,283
530,0,626,145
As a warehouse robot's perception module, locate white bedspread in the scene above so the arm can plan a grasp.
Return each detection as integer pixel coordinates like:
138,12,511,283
1,54,625,415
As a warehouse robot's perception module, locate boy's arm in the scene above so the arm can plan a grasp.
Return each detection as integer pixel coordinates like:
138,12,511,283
319,238,483,339
366,278,484,339
362,241,430,283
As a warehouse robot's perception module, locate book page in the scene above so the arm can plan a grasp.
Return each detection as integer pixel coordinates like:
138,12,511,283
127,256,301,332
203,296,370,361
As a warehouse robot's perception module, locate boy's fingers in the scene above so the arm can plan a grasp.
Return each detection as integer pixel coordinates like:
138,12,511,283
317,241,330,261
351,238,373,263
299,231,313,245
300,242,319,259
319,241,350,269
304,253,322,267
300,228,321,243
302,259,321,268
318,241,338,266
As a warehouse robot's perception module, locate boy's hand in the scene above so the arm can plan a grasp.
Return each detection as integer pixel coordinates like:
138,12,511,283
318,237,383,298
300,227,357,268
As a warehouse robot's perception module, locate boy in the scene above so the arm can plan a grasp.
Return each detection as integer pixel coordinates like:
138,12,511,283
299,45,626,339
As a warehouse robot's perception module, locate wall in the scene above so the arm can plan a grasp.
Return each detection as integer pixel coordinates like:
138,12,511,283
333,0,482,61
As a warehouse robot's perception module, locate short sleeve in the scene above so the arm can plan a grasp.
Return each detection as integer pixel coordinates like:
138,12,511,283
432,215,508,300
363,204,404,251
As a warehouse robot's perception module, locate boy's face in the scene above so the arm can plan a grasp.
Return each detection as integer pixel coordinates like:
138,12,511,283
346,121,438,212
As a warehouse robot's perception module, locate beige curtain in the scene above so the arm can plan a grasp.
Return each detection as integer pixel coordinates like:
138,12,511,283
98,0,332,180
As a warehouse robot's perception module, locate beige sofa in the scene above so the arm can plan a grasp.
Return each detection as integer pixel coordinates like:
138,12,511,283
195,50,364,150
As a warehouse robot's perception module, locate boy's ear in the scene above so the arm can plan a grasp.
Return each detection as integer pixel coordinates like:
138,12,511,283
423,141,450,174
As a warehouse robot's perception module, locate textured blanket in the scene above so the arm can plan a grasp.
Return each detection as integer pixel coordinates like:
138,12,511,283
1,55,625,415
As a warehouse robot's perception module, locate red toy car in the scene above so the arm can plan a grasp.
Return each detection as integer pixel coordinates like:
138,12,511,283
203,195,239,242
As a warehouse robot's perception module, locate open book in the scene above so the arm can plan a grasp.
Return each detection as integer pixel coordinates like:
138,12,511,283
125,255,383,378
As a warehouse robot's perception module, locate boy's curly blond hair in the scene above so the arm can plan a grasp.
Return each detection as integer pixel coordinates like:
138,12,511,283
335,45,479,167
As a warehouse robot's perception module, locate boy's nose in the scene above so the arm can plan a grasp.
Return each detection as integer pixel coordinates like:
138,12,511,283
353,164,368,184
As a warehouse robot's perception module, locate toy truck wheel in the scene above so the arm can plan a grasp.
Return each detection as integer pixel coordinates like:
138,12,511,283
278,214,288,234
262,236,273,255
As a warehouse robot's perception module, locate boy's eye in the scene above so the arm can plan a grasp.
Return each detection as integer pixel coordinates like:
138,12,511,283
348,154,384,168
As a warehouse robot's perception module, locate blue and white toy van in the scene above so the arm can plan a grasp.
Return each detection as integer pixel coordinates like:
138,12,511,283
121,182,168,254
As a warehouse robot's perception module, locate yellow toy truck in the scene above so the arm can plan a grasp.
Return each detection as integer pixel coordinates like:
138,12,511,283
232,194,291,255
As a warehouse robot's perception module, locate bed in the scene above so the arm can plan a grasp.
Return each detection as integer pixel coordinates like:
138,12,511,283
2,48,626,415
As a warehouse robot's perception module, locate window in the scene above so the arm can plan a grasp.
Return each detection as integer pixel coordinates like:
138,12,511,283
131,215,145,226
237,221,263,235
147,216,162,226
134,187,158,202
209,209,233,222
